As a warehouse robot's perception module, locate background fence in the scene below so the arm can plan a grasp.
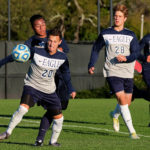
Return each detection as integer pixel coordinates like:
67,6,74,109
0,41,105,99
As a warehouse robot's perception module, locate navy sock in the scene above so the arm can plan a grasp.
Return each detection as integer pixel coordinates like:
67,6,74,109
36,111,53,141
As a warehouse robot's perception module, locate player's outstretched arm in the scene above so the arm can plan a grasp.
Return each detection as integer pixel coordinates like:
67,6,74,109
0,54,14,68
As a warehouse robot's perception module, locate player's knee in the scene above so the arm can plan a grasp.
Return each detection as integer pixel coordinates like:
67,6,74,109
20,103,30,109
17,105,28,115
52,116,64,133
53,113,63,119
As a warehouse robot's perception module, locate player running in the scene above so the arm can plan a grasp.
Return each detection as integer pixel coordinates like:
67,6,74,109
88,4,140,139
0,28,76,146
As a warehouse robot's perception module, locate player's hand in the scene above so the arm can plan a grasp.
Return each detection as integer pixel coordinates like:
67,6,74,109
146,55,150,63
70,91,76,99
116,55,127,62
88,67,95,74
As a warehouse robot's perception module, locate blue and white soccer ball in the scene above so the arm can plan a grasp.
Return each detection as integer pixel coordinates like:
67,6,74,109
12,44,30,63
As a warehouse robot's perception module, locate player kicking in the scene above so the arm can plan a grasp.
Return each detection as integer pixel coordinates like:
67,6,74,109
0,28,76,146
0,14,70,110
88,4,140,139
0,15,71,142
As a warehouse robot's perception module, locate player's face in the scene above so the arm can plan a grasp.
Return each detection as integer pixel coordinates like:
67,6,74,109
33,19,46,38
48,35,62,55
114,11,127,28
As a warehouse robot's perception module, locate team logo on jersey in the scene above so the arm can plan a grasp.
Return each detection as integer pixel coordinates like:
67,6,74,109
34,53,65,69
34,41,45,48
103,34,133,45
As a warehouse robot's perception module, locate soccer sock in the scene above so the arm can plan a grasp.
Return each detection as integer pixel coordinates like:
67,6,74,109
36,111,53,141
120,104,136,134
7,105,28,135
112,104,120,119
50,116,64,144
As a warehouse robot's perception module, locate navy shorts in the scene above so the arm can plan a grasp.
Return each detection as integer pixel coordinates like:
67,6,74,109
20,86,62,110
106,77,133,94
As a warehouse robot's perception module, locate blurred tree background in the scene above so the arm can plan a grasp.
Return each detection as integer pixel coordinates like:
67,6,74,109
0,0,150,42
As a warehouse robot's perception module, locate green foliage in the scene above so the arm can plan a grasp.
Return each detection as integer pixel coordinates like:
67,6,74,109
80,25,98,41
134,73,147,89
76,83,115,99
0,0,150,41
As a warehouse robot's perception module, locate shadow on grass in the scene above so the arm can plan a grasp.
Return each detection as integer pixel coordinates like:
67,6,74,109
63,128,109,136
0,141,34,146
63,128,128,138
0,114,41,120
0,129,127,147
0,114,148,128
0,124,39,130
0,114,107,126
65,119,107,125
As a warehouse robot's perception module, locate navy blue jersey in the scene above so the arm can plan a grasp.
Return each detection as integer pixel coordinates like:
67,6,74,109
25,31,69,53
24,35,47,49
139,34,150,88
88,27,140,78
0,55,14,67
139,34,150,62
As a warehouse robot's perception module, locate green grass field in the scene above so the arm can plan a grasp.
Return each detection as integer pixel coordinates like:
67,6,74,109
0,98,150,150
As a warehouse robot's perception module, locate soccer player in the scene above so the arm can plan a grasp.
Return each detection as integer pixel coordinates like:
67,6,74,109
0,15,71,141
88,4,140,139
26,14,69,53
1,28,76,146
138,34,150,126
26,15,70,110
139,34,150,100
0,15,70,110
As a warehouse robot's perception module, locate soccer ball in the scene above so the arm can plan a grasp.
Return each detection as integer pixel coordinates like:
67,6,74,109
12,44,30,63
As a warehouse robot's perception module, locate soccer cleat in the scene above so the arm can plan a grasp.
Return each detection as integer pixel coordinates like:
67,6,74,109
148,123,150,127
49,142,61,147
130,133,140,139
110,111,120,132
113,118,120,132
0,132,10,140
34,140,43,146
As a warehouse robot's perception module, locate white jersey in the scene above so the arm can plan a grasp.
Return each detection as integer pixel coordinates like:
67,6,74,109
88,27,140,78
24,47,73,94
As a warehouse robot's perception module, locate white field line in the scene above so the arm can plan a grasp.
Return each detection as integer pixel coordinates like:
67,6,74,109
0,116,150,138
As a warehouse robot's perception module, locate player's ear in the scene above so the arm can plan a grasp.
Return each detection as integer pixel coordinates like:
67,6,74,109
124,17,127,22
59,39,62,45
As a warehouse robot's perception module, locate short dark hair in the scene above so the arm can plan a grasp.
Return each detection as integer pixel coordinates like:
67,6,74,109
48,28,62,39
30,14,45,28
